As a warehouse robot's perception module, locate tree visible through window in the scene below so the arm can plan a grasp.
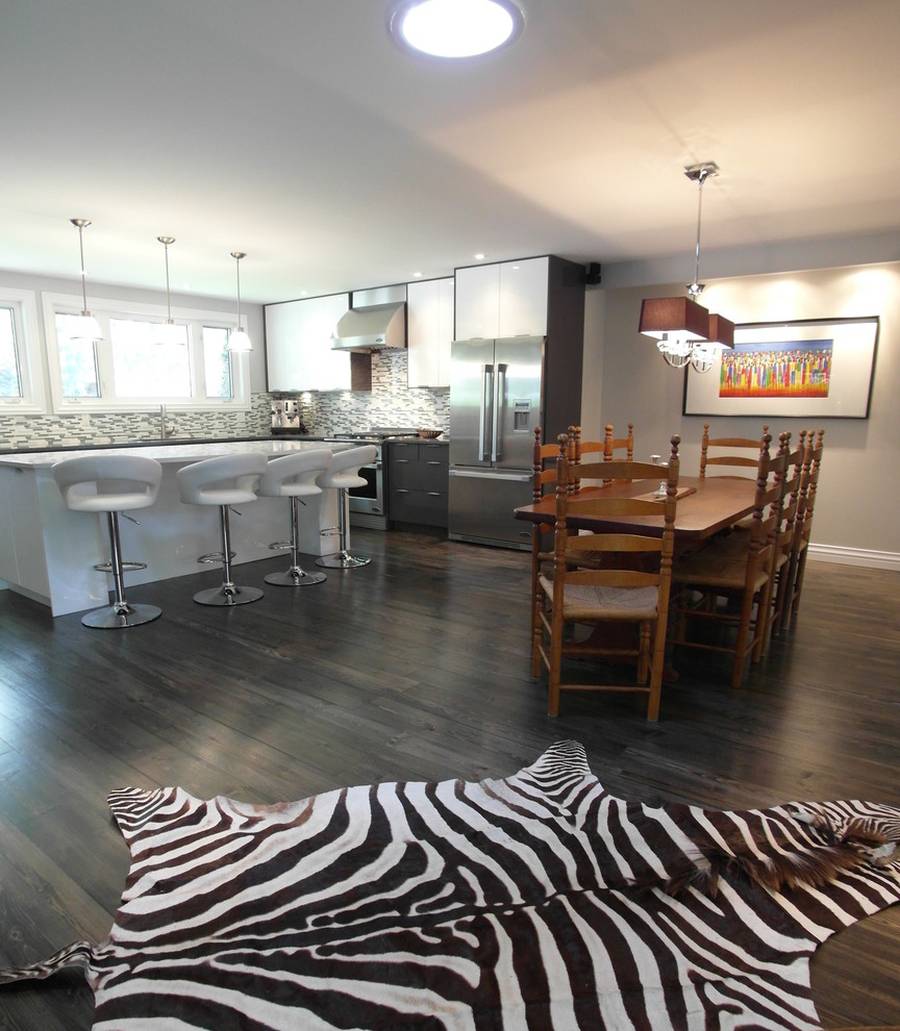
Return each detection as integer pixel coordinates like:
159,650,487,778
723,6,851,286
202,326,233,399
110,318,192,399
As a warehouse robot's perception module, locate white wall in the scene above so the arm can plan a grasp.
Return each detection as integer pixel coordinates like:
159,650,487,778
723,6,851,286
581,261,900,558
0,268,266,391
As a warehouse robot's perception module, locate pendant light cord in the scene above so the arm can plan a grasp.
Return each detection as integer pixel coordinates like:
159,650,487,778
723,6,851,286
77,224,89,313
164,243,172,322
693,174,705,291
235,256,242,331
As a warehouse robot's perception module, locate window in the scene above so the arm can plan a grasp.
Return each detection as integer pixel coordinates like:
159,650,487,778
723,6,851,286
43,293,249,413
55,314,101,398
0,289,46,412
202,326,233,400
0,306,21,397
109,318,191,399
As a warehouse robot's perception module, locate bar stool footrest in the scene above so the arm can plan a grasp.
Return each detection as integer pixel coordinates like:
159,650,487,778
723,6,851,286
93,560,148,573
267,541,292,551
198,551,237,565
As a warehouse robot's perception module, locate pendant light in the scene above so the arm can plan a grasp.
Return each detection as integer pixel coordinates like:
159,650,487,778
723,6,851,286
67,218,103,341
638,162,733,373
154,236,184,345
227,251,252,352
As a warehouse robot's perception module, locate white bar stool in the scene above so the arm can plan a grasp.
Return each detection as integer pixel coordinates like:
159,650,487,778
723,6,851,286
258,448,333,587
315,445,377,569
176,453,267,607
52,454,163,629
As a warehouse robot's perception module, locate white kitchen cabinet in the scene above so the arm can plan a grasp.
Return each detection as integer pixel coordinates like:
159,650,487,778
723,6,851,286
455,257,549,341
454,263,500,340
265,293,351,392
499,256,549,337
407,277,454,388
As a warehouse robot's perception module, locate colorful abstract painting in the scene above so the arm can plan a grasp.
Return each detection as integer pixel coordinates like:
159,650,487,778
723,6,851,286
719,339,832,399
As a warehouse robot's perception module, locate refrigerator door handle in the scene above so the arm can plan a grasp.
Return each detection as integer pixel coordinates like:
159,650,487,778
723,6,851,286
479,363,494,462
492,362,507,462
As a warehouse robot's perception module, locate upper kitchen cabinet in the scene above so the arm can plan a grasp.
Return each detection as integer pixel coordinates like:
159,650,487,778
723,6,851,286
407,277,454,388
265,292,352,392
498,257,549,337
454,256,549,340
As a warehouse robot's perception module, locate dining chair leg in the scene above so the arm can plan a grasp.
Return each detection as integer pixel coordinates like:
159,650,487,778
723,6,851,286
752,578,775,663
530,529,542,677
547,611,564,718
791,549,810,623
637,621,651,684
731,590,756,689
646,620,665,722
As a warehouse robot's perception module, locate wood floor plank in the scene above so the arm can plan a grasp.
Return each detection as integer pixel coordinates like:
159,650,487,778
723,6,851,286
0,531,896,1028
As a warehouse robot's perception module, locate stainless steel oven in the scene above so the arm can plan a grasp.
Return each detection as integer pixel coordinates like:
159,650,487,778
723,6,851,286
323,437,386,529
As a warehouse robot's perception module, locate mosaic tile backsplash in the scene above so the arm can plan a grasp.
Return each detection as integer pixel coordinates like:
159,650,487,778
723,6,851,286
0,394,273,450
287,349,450,436
0,351,449,449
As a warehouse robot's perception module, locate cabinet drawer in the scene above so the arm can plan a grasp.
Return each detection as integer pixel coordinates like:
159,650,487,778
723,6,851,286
390,488,448,528
420,454,449,493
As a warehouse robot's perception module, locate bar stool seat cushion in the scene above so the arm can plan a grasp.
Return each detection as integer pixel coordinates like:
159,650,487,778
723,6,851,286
53,455,162,512
316,445,377,491
258,449,332,499
177,453,267,507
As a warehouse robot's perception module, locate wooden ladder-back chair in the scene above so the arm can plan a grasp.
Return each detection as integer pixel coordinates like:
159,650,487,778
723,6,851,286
767,433,806,641
784,429,825,630
569,423,635,490
530,428,569,675
670,432,789,689
700,423,770,479
534,435,680,721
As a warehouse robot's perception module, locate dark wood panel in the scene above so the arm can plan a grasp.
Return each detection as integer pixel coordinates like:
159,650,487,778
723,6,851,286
0,533,896,1027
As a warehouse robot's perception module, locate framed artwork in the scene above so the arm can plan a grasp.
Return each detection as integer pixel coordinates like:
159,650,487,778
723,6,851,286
682,316,879,419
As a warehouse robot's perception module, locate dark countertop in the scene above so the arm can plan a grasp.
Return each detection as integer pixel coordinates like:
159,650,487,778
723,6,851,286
0,434,325,457
0,433,449,456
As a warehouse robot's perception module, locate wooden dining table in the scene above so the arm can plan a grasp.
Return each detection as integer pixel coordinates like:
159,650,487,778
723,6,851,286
514,475,757,542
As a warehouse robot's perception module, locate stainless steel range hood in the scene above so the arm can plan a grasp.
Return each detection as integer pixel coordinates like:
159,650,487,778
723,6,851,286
332,302,405,351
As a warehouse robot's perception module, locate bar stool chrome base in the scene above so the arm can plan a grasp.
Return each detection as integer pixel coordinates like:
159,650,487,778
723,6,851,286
264,567,327,586
82,601,162,629
315,487,370,570
193,584,264,607
316,550,370,569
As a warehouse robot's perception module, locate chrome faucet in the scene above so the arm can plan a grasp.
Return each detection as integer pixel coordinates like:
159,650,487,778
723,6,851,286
159,404,175,439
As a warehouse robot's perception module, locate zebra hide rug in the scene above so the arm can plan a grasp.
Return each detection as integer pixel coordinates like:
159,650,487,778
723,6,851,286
1,741,898,1030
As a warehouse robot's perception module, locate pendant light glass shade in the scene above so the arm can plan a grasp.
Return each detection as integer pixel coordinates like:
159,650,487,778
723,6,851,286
226,251,253,353
68,218,103,341
66,312,104,341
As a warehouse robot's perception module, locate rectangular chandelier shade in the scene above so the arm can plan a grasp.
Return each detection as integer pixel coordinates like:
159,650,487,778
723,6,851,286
707,313,735,349
638,296,709,341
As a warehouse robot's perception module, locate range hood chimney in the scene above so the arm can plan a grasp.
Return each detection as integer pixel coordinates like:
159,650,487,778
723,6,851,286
332,284,407,352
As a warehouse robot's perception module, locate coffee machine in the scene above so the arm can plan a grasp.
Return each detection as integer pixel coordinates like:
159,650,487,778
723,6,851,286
271,397,306,435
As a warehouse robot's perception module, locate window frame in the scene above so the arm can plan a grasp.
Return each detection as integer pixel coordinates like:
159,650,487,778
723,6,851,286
42,292,250,414
0,288,48,413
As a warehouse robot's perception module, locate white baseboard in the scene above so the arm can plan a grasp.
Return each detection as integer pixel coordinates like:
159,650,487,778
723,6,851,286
808,544,900,571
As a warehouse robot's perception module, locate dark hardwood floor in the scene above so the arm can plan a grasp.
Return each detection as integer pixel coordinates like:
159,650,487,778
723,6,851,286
0,528,897,1029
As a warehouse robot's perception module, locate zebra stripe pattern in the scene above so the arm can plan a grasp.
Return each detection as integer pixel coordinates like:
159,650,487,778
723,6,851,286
1,741,898,1029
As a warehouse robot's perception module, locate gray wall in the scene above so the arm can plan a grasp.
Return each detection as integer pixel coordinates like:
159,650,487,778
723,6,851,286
581,262,900,556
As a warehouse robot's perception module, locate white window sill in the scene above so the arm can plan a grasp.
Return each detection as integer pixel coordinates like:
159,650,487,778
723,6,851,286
51,401,252,415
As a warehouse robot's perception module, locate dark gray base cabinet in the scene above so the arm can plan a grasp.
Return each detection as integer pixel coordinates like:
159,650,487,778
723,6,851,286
388,443,448,529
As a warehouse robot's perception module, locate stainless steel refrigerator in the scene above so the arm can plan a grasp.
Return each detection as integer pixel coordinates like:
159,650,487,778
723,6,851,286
448,336,543,549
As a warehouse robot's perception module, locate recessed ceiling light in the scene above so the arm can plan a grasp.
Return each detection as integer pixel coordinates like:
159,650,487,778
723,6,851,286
512,265,520,270
413,271,423,277
389,0,524,59
301,290,308,296
474,253,486,261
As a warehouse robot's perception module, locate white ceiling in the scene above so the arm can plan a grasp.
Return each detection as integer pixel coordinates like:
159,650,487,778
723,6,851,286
1,0,898,303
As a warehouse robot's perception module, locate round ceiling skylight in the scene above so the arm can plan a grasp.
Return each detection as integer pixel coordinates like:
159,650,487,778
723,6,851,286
389,0,524,59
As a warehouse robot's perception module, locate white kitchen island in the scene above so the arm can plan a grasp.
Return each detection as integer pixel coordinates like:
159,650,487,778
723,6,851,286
0,440,346,616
